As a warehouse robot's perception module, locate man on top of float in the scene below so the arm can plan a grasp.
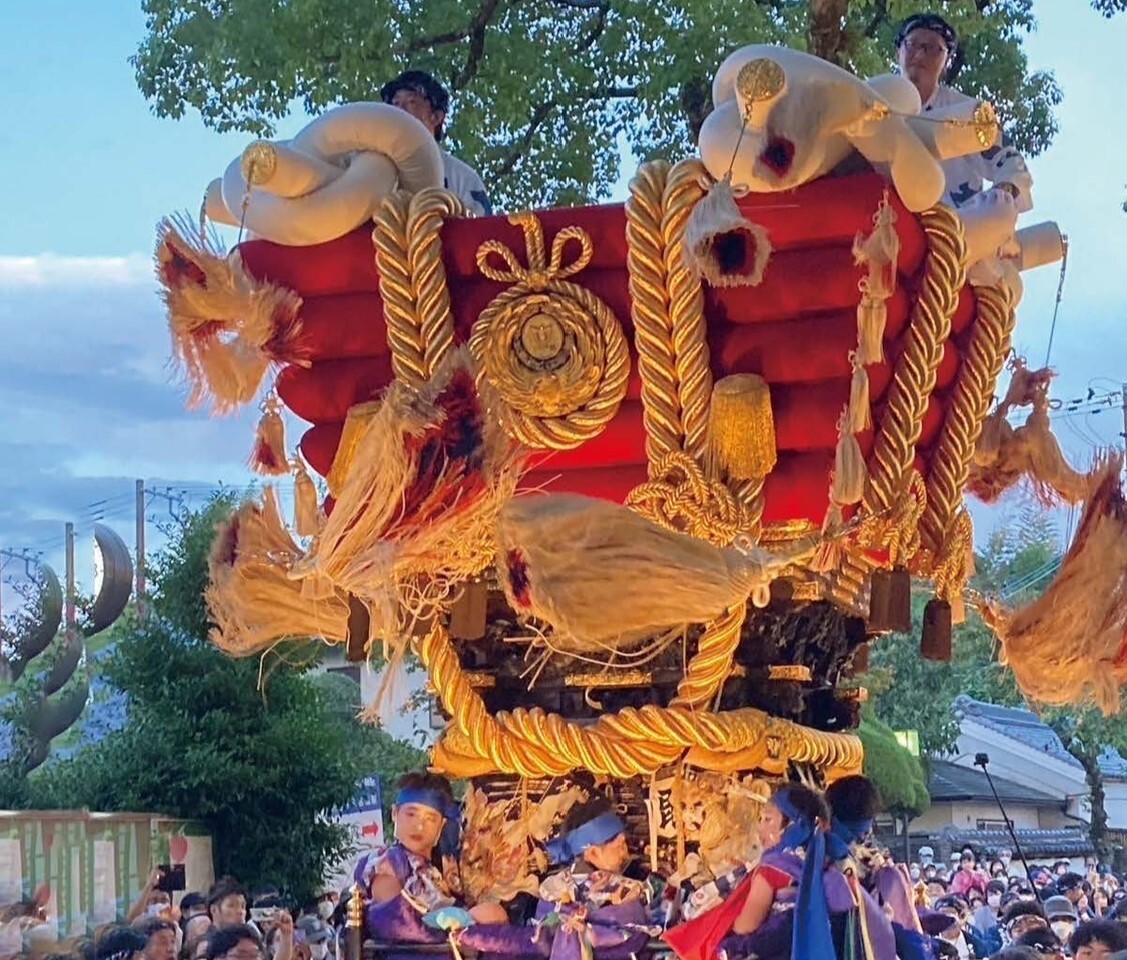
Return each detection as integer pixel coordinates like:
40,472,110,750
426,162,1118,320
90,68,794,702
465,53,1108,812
895,13,1032,215
381,70,493,217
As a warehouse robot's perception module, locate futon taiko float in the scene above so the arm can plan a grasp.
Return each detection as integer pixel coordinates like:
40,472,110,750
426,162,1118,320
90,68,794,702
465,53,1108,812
155,44,1122,881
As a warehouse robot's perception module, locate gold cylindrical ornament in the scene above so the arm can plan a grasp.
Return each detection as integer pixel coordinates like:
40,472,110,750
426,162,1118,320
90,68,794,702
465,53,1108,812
708,374,777,480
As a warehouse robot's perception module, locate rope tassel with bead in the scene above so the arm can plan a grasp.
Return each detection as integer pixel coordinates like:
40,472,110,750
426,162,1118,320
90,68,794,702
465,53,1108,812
251,393,290,476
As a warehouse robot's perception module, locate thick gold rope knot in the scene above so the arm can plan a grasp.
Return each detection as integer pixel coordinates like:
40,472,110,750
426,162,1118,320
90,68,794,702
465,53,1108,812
476,213,593,288
627,451,753,547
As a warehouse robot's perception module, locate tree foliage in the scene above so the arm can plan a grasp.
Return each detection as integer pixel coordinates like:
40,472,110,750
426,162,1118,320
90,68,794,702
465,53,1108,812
133,0,1068,209
856,707,931,818
862,495,1127,858
14,499,425,902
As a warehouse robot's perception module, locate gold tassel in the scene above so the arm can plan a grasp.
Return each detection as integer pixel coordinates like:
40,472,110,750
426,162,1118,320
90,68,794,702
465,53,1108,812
250,393,290,476
708,374,777,480
327,400,382,499
293,455,323,538
852,193,899,367
831,412,866,506
856,299,886,366
683,175,773,287
848,359,872,433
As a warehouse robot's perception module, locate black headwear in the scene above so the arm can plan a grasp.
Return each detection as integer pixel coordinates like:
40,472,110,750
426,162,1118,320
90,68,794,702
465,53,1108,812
379,70,450,115
895,13,959,54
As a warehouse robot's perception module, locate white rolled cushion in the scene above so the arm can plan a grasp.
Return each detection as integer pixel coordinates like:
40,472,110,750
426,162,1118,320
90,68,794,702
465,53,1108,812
231,152,399,246
866,74,922,115
204,178,240,226
291,102,444,193
958,188,1020,263
1013,221,1065,272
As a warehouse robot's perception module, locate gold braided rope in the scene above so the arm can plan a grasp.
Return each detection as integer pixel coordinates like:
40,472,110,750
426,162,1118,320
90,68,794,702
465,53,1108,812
918,279,1016,563
417,621,861,778
627,451,754,546
407,189,468,378
669,602,747,710
932,508,974,601
470,214,630,449
663,159,714,464
626,161,682,466
372,191,426,389
626,160,767,535
863,205,966,526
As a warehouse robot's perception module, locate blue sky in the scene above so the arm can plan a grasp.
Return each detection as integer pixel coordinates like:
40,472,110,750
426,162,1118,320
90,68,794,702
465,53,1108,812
0,1,1125,592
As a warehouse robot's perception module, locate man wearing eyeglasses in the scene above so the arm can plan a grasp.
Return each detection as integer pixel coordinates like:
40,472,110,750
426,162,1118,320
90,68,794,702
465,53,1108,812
894,13,1032,213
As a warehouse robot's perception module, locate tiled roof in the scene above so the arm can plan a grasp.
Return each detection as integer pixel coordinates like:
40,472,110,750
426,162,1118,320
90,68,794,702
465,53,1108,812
938,827,1095,858
929,760,1062,806
1098,744,1127,780
953,695,1082,770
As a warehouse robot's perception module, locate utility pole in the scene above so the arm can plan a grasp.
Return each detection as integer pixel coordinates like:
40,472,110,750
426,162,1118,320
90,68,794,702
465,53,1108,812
65,522,76,639
135,479,147,615
1121,382,1127,458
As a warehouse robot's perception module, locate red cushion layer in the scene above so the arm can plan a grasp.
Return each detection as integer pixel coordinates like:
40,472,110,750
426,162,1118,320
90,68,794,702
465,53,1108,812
277,355,394,423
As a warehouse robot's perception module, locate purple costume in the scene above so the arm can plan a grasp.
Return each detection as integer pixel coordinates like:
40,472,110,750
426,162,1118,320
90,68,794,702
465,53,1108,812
717,848,898,960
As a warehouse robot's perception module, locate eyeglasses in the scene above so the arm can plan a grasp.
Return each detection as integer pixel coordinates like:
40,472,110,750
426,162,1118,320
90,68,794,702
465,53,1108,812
222,950,264,960
902,39,948,57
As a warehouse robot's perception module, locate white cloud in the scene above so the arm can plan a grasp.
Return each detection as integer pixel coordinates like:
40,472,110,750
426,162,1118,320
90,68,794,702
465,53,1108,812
0,253,152,288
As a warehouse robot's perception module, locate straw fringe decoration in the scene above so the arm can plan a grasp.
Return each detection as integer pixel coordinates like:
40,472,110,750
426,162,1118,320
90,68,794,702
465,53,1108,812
987,455,1127,714
156,215,306,414
682,175,772,287
498,493,826,653
289,348,524,667
206,488,349,656
969,358,1095,506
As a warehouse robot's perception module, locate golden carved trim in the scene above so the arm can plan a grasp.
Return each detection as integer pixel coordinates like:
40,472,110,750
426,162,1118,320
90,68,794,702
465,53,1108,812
768,665,813,682
470,214,630,450
417,621,861,779
464,672,498,689
862,206,967,541
918,280,1016,567
564,669,653,688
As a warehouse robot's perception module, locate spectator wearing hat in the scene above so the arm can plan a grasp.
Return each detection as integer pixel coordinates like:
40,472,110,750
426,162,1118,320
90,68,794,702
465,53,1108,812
379,71,492,217
893,12,1032,215
1043,895,1079,945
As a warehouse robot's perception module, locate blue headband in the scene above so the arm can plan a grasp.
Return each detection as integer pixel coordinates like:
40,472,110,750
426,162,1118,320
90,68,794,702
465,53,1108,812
396,788,450,815
827,817,874,861
396,789,462,858
544,812,626,865
770,790,835,958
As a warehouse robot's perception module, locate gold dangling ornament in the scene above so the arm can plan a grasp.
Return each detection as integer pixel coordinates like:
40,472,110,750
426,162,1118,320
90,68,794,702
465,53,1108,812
292,454,323,538
250,392,289,476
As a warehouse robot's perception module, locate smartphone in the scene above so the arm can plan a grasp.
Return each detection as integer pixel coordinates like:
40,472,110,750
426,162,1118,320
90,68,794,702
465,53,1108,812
250,907,279,924
156,864,187,893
